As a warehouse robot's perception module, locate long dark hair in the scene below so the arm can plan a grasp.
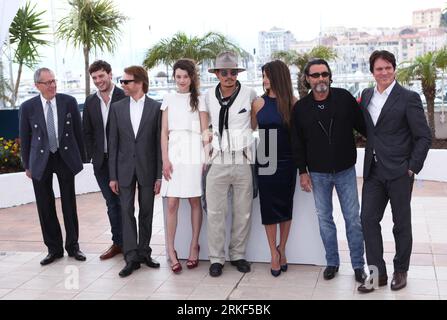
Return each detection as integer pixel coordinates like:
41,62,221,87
262,60,295,127
303,58,333,89
172,59,200,112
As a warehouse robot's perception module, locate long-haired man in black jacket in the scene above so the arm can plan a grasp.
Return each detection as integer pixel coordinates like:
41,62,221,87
291,59,367,284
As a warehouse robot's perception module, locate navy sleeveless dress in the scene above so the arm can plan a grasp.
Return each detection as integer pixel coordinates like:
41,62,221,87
256,96,297,225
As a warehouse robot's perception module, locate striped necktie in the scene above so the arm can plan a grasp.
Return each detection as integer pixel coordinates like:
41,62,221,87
46,100,58,153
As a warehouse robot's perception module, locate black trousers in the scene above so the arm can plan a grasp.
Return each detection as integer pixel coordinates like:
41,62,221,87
119,175,155,263
32,151,80,255
361,162,414,276
94,155,122,247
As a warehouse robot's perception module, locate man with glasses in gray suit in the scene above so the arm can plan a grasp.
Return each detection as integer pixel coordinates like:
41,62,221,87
108,66,162,277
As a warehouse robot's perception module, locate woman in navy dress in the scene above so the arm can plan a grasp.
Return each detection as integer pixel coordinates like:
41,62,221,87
251,60,297,277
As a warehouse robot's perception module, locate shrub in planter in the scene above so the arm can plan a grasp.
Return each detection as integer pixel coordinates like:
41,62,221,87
0,137,23,174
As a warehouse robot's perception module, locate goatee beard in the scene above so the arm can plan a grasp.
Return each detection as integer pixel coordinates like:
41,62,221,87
315,83,329,93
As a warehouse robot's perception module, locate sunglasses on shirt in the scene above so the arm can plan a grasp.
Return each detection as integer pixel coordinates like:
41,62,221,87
119,79,135,85
219,69,239,77
308,72,330,79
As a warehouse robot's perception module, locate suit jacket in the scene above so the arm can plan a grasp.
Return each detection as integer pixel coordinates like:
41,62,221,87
19,93,86,181
108,95,162,187
360,82,431,180
82,86,126,170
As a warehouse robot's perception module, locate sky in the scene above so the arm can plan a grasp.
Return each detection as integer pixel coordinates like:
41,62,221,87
4,0,446,81
115,0,446,49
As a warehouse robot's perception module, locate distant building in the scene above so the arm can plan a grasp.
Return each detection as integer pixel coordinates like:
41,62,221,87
287,8,446,75
413,8,442,29
258,27,297,65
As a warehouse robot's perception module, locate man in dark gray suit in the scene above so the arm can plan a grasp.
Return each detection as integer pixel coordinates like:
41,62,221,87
83,60,125,260
19,67,87,265
358,51,431,293
108,66,162,277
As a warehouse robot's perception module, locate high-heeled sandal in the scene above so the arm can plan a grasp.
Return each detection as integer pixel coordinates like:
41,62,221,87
186,245,200,269
170,250,182,274
277,245,288,272
271,247,281,277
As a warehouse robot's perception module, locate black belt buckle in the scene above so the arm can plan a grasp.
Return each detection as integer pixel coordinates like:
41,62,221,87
104,153,109,160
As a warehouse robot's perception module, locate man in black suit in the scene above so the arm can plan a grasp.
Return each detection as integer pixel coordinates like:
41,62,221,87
108,66,162,277
83,60,126,260
19,67,87,265
357,51,431,293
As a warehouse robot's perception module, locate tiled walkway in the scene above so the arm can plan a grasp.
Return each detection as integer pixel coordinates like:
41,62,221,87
1,179,447,300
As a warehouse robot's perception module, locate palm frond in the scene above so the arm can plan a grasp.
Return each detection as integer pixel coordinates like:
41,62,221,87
57,0,127,53
9,1,50,68
142,31,247,69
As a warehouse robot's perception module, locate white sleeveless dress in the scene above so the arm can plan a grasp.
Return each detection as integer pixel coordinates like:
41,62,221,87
160,92,204,198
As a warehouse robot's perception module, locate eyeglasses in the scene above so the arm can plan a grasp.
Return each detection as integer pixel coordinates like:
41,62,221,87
119,79,135,85
37,79,57,86
308,72,330,79
219,69,238,77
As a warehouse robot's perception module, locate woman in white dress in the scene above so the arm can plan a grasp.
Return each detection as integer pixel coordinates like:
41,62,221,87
160,59,204,274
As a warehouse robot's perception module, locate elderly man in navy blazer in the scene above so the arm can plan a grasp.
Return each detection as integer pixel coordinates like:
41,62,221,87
19,67,87,265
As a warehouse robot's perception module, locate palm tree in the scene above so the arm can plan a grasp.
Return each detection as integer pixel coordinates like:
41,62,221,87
8,1,49,106
56,0,127,97
0,60,14,107
143,31,249,76
397,48,447,138
272,45,337,99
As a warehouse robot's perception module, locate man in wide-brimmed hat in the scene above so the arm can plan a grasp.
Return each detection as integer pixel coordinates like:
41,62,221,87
199,51,257,277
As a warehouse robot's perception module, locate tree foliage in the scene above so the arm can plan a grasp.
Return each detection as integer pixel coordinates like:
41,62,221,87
9,1,49,106
272,46,337,99
57,0,127,96
397,48,447,138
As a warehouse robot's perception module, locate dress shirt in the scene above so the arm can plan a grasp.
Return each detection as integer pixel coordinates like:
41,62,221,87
368,80,396,126
130,94,146,137
97,85,114,152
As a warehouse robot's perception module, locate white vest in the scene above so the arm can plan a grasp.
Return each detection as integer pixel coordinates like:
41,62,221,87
207,85,254,152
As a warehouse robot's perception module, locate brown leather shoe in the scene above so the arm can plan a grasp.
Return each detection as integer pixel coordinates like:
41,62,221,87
391,272,407,291
100,244,122,260
357,274,388,293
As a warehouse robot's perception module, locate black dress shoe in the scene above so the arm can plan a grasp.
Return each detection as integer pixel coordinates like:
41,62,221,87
68,250,86,261
271,268,281,277
230,259,251,273
391,272,407,291
357,274,388,293
40,252,63,266
209,263,223,277
323,266,339,280
142,256,160,268
354,268,368,283
119,261,141,277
